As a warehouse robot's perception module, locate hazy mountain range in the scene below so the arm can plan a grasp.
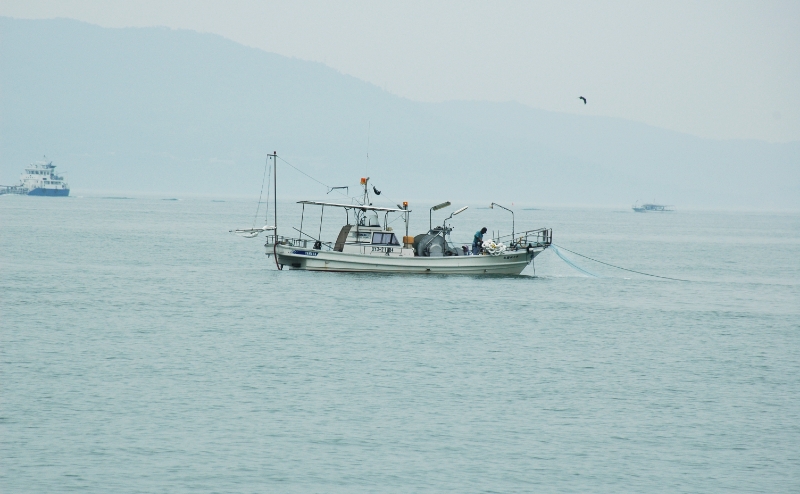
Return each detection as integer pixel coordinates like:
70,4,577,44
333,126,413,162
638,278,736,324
2,17,798,209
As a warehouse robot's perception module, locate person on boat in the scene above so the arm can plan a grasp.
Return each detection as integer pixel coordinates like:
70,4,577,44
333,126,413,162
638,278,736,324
472,227,487,255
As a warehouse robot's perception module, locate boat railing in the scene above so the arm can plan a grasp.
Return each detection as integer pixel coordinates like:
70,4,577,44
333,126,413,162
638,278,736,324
264,229,552,254
493,228,552,249
0,185,27,195
263,234,334,251
265,234,406,255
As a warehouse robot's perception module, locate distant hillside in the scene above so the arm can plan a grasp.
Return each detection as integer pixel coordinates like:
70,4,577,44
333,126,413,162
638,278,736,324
1,17,798,209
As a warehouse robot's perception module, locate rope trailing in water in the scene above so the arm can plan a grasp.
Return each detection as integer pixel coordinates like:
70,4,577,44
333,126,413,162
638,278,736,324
552,244,690,282
551,246,601,278
273,241,282,270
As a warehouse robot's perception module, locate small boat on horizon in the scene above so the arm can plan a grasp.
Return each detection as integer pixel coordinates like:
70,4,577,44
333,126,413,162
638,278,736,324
0,157,70,197
632,201,674,213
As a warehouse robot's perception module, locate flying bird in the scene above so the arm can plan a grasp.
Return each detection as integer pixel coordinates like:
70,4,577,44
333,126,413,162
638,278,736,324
579,96,587,104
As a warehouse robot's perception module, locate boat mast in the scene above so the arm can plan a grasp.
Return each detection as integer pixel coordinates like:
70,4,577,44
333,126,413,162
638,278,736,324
359,176,370,229
272,151,282,270
273,151,277,233
405,202,409,241
361,176,370,205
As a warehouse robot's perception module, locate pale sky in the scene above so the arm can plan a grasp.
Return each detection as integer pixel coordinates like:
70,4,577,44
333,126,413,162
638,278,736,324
2,0,799,142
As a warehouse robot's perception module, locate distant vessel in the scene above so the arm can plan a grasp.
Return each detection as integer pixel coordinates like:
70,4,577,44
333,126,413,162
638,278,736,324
0,157,70,196
632,201,673,212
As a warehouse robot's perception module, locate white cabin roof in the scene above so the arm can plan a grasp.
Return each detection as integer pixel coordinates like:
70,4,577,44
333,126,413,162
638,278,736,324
297,200,410,213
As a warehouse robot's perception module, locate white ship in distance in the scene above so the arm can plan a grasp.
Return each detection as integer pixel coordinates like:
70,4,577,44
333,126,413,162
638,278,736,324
0,157,70,196
632,201,673,212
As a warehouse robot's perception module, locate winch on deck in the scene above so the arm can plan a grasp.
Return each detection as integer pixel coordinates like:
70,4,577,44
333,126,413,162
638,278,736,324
413,228,460,257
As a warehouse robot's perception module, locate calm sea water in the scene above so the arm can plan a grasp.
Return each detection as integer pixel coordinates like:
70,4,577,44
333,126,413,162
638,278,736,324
2,195,799,493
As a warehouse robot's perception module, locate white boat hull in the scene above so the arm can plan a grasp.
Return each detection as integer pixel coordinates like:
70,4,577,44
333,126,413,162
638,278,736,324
272,244,545,275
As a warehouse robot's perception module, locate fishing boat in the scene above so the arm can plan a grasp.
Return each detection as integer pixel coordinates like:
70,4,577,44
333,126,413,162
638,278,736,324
234,153,552,275
632,201,674,212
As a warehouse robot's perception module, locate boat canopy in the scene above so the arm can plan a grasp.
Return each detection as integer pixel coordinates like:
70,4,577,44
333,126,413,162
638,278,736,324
297,200,410,213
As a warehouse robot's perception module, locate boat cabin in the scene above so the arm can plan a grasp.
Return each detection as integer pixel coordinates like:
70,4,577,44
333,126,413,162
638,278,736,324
295,201,415,257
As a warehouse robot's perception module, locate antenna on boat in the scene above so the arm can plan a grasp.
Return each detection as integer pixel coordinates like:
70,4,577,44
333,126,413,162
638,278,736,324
366,121,370,177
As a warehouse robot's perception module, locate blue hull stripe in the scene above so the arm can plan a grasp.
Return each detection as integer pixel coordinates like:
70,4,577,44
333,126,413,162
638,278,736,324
27,188,70,197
